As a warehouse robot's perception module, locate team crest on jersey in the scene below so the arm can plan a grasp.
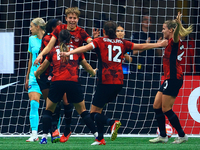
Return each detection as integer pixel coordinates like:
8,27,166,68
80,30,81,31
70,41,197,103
48,76,52,81
28,85,32,90
75,37,79,42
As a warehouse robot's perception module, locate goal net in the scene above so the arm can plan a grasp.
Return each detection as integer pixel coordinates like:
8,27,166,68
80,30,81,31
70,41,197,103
0,0,200,137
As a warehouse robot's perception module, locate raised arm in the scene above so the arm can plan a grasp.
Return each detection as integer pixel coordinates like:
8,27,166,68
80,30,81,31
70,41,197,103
34,36,56,66
173,12,182,43
34,59,50,79
80,58,97,77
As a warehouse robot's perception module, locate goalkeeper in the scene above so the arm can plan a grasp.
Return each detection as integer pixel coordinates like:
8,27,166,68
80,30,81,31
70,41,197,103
25,17,45,142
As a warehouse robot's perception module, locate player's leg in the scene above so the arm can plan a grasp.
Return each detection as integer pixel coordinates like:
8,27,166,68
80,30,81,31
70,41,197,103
60,93,73,143
162,79,187,144
40,98,57,144
26,83,42,142
73,100,97,136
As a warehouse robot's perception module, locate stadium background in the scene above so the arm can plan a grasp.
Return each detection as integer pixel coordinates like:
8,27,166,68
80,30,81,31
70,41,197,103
0,0,200,136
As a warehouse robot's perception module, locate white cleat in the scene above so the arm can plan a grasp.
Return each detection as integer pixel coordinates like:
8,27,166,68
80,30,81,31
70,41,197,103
26,134,39,142
149,136,168,143
172,134,188,144
91,139,106,145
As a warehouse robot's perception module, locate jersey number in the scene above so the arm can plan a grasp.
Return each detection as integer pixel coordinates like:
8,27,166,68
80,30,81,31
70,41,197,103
108,45,122,62
177,45,184,61
56,48,73,60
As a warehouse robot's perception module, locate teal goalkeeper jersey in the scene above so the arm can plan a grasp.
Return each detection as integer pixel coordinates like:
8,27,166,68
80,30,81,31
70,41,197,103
28,35,42,83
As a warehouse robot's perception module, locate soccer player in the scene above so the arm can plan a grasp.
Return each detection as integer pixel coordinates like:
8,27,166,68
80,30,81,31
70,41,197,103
34,29,98,144
34,7,99,66
37,18,73,143
25,17,45,142
149,12,192,144
59,21,167,145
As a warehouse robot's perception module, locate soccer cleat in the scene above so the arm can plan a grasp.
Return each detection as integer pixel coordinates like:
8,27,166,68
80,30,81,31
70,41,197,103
51,136,60,143
172,134,188,144
40,137,47,144
149,136,168,143
60,132,71,143
26,134,39,142
91,139,106,145
52,129,60,137
111,120,121,141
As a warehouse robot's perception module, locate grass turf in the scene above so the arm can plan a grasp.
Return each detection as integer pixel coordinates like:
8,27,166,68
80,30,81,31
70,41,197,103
0,137,199,150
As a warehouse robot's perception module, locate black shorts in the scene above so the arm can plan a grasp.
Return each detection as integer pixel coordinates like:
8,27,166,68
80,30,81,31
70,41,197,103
48,81,83,104
92,84,123,108
36,75,51,91
159,79,183,97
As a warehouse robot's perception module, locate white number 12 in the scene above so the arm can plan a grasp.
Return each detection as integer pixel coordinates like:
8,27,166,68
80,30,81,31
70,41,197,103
108,45,122,62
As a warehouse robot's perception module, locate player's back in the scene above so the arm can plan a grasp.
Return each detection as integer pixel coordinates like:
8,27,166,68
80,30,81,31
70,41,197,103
92,37,133,84
46,45,85,82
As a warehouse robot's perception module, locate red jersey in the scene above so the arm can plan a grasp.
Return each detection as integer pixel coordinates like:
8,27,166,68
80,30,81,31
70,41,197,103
46,45,85,82
91,37,134,84
40,34,52,76
51,24,91,47
163,38,183,80
180,38,196,73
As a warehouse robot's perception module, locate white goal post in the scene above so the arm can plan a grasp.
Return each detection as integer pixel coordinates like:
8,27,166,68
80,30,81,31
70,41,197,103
0,0,200,137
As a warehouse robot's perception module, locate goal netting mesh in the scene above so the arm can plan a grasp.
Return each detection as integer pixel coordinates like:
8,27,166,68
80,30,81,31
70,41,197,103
0,0,200,136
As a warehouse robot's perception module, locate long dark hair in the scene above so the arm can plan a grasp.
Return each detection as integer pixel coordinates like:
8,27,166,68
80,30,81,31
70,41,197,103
58,29,71,52
104,21,117,39
43,19,60,37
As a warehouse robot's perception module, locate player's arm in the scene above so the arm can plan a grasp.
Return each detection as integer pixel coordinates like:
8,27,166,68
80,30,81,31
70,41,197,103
124,53,133,63
25,53,32,91
173,12,182,43
59,44,93,57
80,58,97,77
34,59,50,79
34,36,56,66
132,40,168,51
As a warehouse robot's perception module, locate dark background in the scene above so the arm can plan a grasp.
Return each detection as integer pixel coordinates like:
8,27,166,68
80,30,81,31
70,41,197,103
0,0,199,135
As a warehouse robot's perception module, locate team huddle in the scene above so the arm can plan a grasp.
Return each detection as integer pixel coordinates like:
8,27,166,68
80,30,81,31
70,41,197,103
25,7,192,145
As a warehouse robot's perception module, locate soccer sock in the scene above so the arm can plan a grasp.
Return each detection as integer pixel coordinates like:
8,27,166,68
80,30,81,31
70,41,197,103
63,103,73,136
154,108,167,137
51,103,61,132
43,110,52,134
30,100,39,133
164,109,185,137
80,111,97,134
91,112,115,126
91,112,104,141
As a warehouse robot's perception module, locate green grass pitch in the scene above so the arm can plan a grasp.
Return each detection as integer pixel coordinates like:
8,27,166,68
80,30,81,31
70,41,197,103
0,137,199,150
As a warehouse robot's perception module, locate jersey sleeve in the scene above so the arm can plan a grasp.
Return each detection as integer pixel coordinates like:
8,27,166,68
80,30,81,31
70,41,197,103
80,28,91,42
28,37,32,53
51,25,61,40
90,38,99,49
124,40,134,52
78,53,85,62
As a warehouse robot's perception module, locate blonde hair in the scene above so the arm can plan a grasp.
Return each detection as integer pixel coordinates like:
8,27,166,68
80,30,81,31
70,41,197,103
65,7,80,17
164,20,193,37
32,17,46,31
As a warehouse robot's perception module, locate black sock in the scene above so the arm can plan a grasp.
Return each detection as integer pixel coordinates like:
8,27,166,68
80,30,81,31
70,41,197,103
80,111,97,134
43,110,52,134
154,108,166,137
165,109,185,137
91,112,104,141
51,103,61,132
63,104,73,136
91,112,114,126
